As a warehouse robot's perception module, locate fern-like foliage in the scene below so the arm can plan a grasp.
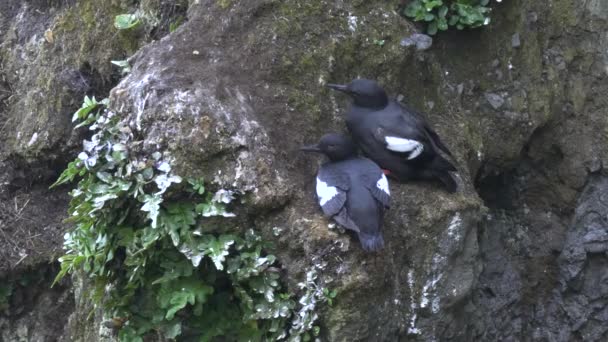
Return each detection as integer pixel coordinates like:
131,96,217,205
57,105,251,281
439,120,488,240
53,97,328,341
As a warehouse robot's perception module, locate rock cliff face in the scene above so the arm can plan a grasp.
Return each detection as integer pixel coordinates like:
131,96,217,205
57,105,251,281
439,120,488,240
1,0,608,341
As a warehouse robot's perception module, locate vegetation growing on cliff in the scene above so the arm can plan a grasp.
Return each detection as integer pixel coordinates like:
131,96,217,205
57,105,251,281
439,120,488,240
52,98,328,341
402,0,496,35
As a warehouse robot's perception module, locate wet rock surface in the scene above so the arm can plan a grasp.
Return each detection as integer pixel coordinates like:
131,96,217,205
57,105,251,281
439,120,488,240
467,177,608,342
0,0,607,341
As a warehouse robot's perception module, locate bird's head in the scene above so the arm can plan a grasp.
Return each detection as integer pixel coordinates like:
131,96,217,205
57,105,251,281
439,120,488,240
300,133,357,161
326,78,389,109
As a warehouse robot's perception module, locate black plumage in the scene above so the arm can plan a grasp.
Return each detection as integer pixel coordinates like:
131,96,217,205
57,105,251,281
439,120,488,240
327,79,458,192
301,133,390,252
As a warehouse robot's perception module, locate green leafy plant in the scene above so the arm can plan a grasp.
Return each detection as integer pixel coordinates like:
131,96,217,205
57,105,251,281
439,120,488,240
114,13,141,30
72,95,108,128
322,288,338,306
373,39,386,47
169,17,185,33
111,60,131,75
53,97,332,341
402,0,493,35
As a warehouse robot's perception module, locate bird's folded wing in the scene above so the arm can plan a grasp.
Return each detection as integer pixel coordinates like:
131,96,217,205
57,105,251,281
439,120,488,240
373,124,426,160
366,173,391,208
316,170,349,217
333,207,361,233
400,102,454,157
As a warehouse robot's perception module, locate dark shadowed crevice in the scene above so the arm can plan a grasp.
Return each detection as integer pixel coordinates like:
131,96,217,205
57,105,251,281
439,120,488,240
474,163,519,210
0,262,74,341
149,0,190,40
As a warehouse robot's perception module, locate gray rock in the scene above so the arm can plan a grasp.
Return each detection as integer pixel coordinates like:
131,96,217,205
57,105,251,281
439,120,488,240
512,33,521,48
485,92,505,109
401,33,433,51
585,158,602,173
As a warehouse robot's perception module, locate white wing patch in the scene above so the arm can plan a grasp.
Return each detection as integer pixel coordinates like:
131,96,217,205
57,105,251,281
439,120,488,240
316,178,339,206
376,174,390,196
385,136,424,159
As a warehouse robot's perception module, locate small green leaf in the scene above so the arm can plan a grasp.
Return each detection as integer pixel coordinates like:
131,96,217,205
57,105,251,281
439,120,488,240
96,171,112,183
50,160,82,188
373,39,386,46
119,327,143,342
141,194,162,228
403,2,422,18
111,59,130,68
114,14,140,30
437,17,449,31
188,178,206,195
166,292,194,320
200,235,236,270
111,60,131,74
169,17,184,33
164,322,182,339
425,0,443,11
154,174,182,194
449,15,460,26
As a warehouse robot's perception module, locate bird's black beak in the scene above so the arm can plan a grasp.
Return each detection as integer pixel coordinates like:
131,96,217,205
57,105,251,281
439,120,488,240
326,83,350,93
300,144,322,153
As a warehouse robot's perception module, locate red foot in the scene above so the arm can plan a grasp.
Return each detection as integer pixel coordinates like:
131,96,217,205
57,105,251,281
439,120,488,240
382,169,392,175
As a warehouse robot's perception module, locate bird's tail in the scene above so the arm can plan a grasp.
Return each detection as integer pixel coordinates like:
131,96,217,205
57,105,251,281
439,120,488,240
431,154,457,172
358,232,385,252
425,127,454,158
433,170,458,193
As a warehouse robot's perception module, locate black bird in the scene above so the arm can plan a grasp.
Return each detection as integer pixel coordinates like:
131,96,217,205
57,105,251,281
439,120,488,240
301,133,391,252
327,78,458,192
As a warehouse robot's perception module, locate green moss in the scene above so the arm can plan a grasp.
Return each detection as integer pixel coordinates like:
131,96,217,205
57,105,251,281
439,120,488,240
527,87,551,122
217,0,232,9
2,0,153,159
278,0,326,19
548,0,578,28
463,119,484,155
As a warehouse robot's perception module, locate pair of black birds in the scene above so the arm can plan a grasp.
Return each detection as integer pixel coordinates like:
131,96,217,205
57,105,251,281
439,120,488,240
301,79,457,252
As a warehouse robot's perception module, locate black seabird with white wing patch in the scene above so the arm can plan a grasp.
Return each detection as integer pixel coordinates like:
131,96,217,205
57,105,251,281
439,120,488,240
301,133,390,252
327,79,458,192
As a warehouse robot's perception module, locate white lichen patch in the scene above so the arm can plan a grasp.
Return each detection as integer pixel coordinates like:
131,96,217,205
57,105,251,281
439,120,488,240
27,132,38,146
447,212,462,241
347,14,358,32
272,226,284,236
232,150,250,186
407,269,421,335
231,116,262,146
212,189,235,204
125,73,153,131
171,89,201,119
418,212,468,317
420,270,443,313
